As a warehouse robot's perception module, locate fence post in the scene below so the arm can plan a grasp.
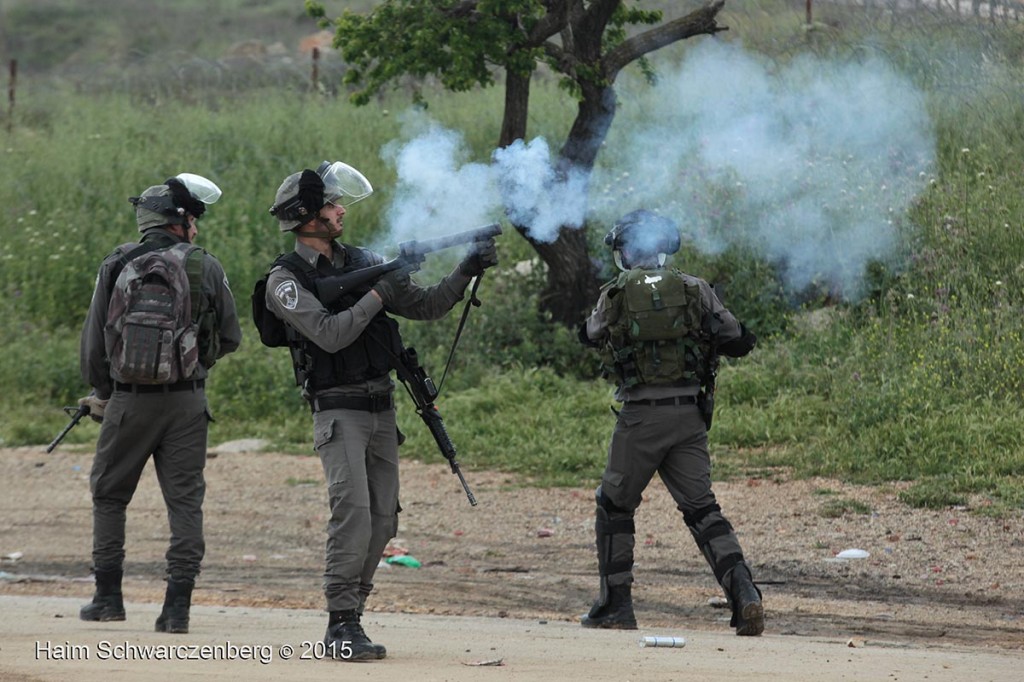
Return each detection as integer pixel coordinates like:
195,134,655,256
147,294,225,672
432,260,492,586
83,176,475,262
7,59,16,134
311,46,320,92
806,0,813,25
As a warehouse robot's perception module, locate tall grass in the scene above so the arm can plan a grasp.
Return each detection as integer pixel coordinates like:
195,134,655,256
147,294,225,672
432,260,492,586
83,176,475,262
1,1,1022,514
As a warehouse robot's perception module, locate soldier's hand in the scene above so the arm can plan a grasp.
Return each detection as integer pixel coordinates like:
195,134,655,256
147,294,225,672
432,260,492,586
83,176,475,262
78,394,108,423
459,239,498,277
372,263,415,307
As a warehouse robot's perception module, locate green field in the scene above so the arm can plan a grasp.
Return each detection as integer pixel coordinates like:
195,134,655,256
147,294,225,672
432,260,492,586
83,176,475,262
1,1,1022,514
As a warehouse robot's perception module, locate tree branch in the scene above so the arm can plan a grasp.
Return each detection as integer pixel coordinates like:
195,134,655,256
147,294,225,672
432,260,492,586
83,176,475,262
602,0,728,81
443,0,480,20
526,1,569,45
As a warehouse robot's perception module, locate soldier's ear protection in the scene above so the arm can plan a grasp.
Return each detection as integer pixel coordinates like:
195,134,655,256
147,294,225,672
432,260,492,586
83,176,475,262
269,169,325,222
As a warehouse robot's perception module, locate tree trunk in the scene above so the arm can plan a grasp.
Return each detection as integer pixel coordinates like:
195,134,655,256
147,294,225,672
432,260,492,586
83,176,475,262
529,225,598,326
519,84,616,327
502,1,729,327
499,70,530,147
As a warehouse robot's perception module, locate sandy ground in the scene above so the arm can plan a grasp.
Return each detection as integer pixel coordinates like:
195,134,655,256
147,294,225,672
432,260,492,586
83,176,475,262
0,443,1022,680
1,594,1021,682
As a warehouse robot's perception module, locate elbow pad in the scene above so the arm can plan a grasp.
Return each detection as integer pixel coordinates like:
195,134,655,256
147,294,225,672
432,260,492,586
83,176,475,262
719,324,756,357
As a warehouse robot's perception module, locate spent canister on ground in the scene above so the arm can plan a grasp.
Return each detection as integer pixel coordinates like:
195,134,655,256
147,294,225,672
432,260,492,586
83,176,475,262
639,636,686,648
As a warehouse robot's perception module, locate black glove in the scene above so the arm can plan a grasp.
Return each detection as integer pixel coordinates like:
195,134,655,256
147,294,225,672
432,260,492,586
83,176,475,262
459,239,498,277
372,264,414,307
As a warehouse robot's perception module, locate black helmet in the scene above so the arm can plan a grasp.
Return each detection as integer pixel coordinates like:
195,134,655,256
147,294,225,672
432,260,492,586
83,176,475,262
269,161,373,232
269,169,327,232
604,209,680,268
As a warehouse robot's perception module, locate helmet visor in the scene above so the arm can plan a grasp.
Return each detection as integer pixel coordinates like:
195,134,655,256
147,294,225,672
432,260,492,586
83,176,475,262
175,173,223,205
318,161,373,206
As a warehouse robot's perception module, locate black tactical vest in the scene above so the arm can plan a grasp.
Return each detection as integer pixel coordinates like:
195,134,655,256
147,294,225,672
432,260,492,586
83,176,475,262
274,246,402,391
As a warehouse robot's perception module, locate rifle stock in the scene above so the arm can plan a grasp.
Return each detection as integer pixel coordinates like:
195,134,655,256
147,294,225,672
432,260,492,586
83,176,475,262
315,222,502,306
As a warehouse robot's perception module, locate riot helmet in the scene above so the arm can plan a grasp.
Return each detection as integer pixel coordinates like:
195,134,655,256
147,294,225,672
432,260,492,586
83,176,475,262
316,160,373,207
604,209,681,271
269,170,325,232
129,173,222,233
270,161,373,232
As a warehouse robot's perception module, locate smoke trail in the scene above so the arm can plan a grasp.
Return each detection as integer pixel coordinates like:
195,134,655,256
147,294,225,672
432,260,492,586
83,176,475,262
380,113,589,247
491,137,588,243
597,40,935,299
381,116,498,244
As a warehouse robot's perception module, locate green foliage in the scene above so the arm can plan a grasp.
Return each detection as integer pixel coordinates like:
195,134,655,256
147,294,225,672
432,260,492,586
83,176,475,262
394,366,613,487
314,0,547,105
2,0,1024,515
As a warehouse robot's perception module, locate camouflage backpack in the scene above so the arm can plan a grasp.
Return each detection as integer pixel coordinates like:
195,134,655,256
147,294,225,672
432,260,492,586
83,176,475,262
600,267,709,387
104,243,203,384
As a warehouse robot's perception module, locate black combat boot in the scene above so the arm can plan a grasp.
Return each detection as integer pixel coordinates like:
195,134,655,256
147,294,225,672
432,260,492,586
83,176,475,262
726,563,764,636
80,567,126,622
154,577,194,634
324,610,386,661
581,583,638,629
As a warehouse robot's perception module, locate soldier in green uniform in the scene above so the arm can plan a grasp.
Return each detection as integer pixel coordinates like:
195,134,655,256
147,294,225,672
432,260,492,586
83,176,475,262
579,209,763,636
78,173,242,634
260,161,497,661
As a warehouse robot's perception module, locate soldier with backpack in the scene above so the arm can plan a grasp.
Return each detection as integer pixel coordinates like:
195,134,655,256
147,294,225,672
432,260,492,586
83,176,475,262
77,173,242,634
578,209,764,636
253,160,497,661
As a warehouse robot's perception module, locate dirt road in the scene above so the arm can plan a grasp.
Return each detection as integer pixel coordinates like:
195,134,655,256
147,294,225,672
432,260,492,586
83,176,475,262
1,444,1021,680
1,594,1020,682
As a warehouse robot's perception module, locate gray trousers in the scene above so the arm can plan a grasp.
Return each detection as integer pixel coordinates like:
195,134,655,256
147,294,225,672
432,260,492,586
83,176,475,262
90,387,209,580
314,407,400,613
595,401,746,591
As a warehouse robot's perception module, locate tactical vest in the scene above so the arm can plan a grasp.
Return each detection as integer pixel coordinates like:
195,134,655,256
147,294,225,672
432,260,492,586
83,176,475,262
598,267,710,388
271,246,402,391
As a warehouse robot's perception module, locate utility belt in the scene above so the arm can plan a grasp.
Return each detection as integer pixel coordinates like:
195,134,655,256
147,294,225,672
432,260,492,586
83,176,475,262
114,379,205,394
624,394,697,407
309,392,394,413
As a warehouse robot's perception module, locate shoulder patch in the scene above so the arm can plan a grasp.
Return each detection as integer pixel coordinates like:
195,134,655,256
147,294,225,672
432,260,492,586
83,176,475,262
274,279,299,310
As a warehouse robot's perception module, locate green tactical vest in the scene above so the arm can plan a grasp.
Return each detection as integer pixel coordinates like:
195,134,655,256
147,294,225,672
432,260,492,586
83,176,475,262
599,267,710,388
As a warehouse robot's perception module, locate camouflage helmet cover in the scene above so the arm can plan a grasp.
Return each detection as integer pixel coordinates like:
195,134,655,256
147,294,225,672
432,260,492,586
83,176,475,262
130,173,222,233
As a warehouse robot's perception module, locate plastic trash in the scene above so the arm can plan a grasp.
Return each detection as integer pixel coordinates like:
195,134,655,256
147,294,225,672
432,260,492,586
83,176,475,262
639,636,686,648
385,555,422,568
836,548,870,560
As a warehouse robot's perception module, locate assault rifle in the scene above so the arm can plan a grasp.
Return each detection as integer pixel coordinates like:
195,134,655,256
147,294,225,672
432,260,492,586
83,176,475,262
316,222,502,306
394,346,477,506
698,283,725,431
46,404,90,453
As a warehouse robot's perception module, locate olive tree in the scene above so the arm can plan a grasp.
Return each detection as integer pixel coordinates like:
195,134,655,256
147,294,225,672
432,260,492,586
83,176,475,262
308,0,728,325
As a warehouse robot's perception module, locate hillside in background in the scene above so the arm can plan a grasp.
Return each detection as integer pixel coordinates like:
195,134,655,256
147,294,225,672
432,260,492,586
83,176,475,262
0,0,376,74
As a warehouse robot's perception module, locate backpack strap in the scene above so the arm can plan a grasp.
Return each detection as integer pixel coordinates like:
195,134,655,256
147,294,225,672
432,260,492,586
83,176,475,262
184,245,205,323
106,242,161,297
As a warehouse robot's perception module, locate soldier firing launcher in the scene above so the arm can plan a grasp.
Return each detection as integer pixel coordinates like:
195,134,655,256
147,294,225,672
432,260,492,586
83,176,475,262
315,222,502,306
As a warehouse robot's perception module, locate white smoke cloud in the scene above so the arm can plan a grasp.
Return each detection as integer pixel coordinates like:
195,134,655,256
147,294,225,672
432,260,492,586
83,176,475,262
378,41,934,299
380,113,590,247
382,116,498,244
596,40,936,298
492,138,588,243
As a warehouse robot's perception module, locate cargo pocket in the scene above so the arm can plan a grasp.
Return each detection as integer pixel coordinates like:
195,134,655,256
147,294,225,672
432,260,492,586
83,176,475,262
314,417,336,452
